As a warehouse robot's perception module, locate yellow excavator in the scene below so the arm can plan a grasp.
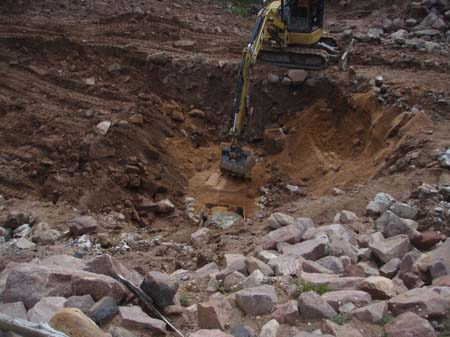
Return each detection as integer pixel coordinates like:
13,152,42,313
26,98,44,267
220,0,340,178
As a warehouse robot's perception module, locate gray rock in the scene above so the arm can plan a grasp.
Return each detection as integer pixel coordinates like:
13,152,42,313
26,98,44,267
389,202,419,220
140,271,178,308
66,216,97,237
245,257,273,276
399,249,422,275
88,296,118,324
326,321,364,337
322,290,372,310
119,306,166,333
262,224,307,250
302,260,334,274
360,276,397,299
31,222,61,245
440,148,450,168
190,330,234,337
385,311,437,337
351,301,388,323
242,270,265,289
405,18,418,26
64,295,95,314
216,254,247,280
267,73,280,84
358,261,380,277
414,239,450,277
109,326,139,337
298,291,337,319
273,300,298,324
388,287,450,318
316,256,344,274
223,271,245,292
375,210,419,239
3,262,126,309
3,211,34,230
256,250,279,263
430,259,448,280
281,237,329,261
367,193,396,215
27,296,66,323
380,258,401,278
0,301,27,320
369,234,411,263
267,254,304,276
191,228,210,248
198,293,233,330
15,238,35,250
401,272,425,289
235,285,277,315
287,70,308,84
267,212,295,229
333,210,358,224
259,319,279,337
299,272,364,290
230,326,254,337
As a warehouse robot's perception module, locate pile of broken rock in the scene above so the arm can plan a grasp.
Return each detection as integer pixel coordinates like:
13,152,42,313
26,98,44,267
1,189,450,337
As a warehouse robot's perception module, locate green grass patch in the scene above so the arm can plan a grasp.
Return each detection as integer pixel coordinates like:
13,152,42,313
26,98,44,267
179,293,192,307
291,279,332,298
438,319,450,337
330,313,353,326
380,314,394,326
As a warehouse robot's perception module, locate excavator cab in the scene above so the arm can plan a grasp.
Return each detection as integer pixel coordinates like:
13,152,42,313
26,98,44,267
282,0,324,33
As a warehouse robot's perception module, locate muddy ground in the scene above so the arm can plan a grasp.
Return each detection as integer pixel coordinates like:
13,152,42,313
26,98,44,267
1,0,450,334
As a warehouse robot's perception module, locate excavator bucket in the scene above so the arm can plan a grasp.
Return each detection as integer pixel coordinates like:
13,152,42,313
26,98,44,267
220,145,255,179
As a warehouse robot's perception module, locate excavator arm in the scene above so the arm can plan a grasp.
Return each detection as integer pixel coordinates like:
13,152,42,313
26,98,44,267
220,9,275,178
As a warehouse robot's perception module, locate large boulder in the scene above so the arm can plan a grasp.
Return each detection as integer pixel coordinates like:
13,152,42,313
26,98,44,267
385,311,437,337
297,291,337,319
388,287,450,318
321,290,372,310
235,285,277,315
2,262,127,309
140,271,178,308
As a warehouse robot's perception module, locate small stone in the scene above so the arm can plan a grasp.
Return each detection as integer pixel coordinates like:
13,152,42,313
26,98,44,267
262,224,307,250
245,257,273,276
287,69,308,84
109,326,139,337
223,271,246,292
173,39,196,48
369,234,411,264
389,202,418,220
230,325,254,337
280,237,329,261
96,121,111,135
129,114,144,125
333,210,358,224
216,254,247,280
326,321,364,337
267,73,280,84
242,270,265,289
411,231,442,250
